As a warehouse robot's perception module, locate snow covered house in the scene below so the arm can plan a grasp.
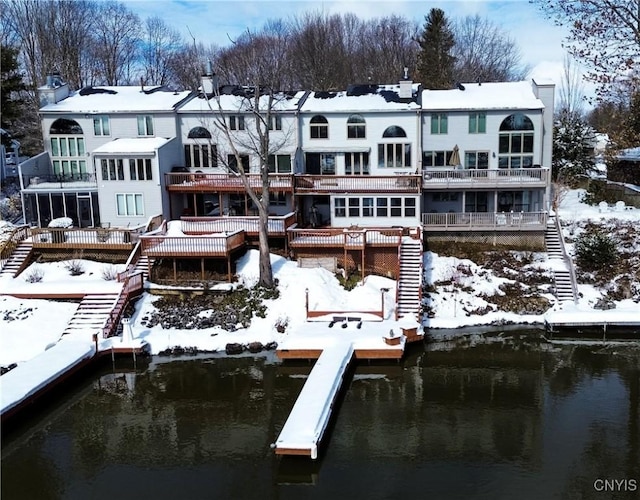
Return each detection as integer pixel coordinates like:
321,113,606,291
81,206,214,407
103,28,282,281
24,77,192,228
420,79,554,246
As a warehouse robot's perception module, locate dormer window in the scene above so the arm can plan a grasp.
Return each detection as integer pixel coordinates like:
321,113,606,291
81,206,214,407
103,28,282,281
310,115,328,139
347,114,366,138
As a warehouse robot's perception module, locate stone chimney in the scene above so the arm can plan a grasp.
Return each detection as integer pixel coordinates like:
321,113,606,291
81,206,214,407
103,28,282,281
201,60,219,95
399,67,413,99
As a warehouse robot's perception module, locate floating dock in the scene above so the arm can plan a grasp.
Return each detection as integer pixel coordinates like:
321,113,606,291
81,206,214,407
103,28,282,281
274,341,354,459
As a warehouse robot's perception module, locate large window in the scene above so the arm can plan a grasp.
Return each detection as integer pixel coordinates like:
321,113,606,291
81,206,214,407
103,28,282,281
320,153,335,174
378,143,411,168
347,114,366,138
93,116,110,136
269,115,282,131
465,192,488,212
334,196,416,218
430,113,448,134
498,113,534,169
229,116,245,131
422,150,454,167
184,144,216,168
50,119,86,177
267,154,291,173
129,158,153,181
345,152,369,175
468,112,486,134
310,115,329,139
101,159,124,181
116,193,144,216
465,151,489,169
137,115,154,136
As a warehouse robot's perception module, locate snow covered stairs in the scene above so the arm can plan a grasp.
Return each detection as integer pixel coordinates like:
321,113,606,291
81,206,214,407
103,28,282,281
545,217,576,303
0,241,33,278
132,255,154,281
397,238,423,320
62,293,120,337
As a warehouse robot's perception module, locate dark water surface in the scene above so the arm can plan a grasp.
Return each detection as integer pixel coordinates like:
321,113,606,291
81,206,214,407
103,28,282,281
2,336,639,500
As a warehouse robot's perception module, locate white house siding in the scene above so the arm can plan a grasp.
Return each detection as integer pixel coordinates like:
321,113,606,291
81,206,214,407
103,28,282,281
299,110,420,175
421,109,546,170
95,138,180,227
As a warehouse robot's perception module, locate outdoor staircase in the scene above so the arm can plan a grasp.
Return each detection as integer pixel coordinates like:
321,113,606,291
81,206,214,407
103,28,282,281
545,217,577,303
132,255,154,281
397,238,423,320
62,293,120,337
0,241,33,278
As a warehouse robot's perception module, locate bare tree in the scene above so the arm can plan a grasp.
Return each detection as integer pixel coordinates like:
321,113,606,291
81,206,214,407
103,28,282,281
168,40,218,91
91,1,141,85
141,16,183,86
452,15,529,83
558,54,586,115
532,0,640,99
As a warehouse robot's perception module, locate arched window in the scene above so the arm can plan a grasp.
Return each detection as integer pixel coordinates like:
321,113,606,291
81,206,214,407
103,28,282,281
498,113,535,169
382,125,406,138
347,114,366,139
310,115,328,139
49,118,85,178
187,126,212,139
50,118,83,135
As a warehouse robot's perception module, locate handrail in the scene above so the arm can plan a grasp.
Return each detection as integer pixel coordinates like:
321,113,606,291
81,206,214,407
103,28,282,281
421,211,547,229
422,167,549,187
554,215,579,303
288,227,403,248
0,225,30,271
294,174,421,193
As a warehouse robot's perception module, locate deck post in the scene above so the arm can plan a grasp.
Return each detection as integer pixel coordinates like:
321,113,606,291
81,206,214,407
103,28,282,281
201,258,205,281
361,247,365,283
305,288,309,320
173,258,177,282
227,256,231,282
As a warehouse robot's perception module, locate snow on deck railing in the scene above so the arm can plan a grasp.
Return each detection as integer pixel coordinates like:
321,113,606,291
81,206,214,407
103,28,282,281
294,175,421,193
288,227,403,248
164,172,293,190
30,227,139,247
180,212,296,235
421,211,547,229
139,229,246,257
422,167,549,187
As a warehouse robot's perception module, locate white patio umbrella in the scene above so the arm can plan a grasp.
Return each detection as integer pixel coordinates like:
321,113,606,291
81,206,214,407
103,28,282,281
449,144,461,167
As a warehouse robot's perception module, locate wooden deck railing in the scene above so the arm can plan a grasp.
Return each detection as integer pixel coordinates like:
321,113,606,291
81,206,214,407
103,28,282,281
101,271,145,338
31,227,139,249
288,227,403,248
140,229,246,257
180,212,297,236
422,211,548,230
422,168,549,188
294,175,421,193
165,172,293,192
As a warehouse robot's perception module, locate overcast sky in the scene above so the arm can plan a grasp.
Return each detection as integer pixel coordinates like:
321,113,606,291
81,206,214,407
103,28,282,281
125,0,594,100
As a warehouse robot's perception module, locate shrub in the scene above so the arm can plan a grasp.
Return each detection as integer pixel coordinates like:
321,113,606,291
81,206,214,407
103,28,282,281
25,267,44,283
574,230,618,272
101,265,119,281
64,259,85,276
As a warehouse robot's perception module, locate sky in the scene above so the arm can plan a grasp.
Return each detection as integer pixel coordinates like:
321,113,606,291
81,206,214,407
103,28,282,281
124,0,595,100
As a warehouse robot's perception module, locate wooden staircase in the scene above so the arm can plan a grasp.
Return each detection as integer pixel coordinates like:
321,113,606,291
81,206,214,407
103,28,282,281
545,217,577,303
397,238,423,320
132,254,154,281
0,241,33,278
62,293,120,337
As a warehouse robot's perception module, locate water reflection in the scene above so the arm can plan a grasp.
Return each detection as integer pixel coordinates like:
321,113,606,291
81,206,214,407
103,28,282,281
2,339,639,500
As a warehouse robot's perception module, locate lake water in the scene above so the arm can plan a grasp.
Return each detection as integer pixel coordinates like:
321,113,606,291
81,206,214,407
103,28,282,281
2,334,639,500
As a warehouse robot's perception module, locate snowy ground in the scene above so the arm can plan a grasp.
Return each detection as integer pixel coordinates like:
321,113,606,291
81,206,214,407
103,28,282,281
1,188,639,370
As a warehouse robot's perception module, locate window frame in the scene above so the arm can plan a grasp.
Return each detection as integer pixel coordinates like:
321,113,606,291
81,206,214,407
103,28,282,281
310,115,329,139
229,115,245,131
93,116,110,136
378,143,411,168
267,154,292,174
347,114,366,139
137,115,154,136
116,193,144,217
129,158,153,181
468,112,486,134
430,113,448,134
101,158,125,181
464,151,490,169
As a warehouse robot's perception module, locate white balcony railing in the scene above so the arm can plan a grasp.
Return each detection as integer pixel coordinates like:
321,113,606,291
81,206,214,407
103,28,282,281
422,168,549,188
422,211,548,231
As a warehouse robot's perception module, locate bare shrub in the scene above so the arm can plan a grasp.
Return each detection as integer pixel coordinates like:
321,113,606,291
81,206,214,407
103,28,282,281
64,260,85,276
24,266,44,283
101,265,119,281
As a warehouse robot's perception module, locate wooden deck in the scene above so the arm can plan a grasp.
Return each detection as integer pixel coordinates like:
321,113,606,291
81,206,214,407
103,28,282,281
294,175,421,194
165,172,293,193
29,226,144,251
422,167,549,189
288,227,403,249
180,212,296,238
140,229,246,258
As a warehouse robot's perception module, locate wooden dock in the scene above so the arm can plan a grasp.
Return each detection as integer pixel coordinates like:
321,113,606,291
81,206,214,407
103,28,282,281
274,341,354,459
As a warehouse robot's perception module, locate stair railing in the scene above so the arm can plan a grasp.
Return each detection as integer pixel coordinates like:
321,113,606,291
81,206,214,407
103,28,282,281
553,215,579,303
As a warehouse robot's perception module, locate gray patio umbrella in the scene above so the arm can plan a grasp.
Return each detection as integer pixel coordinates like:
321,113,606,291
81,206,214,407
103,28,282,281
449,144,461,167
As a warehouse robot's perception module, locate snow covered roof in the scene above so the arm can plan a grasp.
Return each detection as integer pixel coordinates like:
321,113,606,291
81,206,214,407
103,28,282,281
422,81,545,111
300,83,421,113
179,89,307,113
92,137,171,155
39,86,193,113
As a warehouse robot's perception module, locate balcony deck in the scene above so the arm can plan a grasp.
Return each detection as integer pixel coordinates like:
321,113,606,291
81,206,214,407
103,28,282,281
422,168,549,189
21,173,97,191
30,226,141,250
294,175,421,194
422,211,547,231
180,212,297,238
165,172,293,193
288,227,403,249
140,229,246,258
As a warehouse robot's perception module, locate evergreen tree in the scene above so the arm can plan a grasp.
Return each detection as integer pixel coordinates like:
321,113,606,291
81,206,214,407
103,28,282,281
0,44,25,131
416,8,455,90
552,109,596,183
